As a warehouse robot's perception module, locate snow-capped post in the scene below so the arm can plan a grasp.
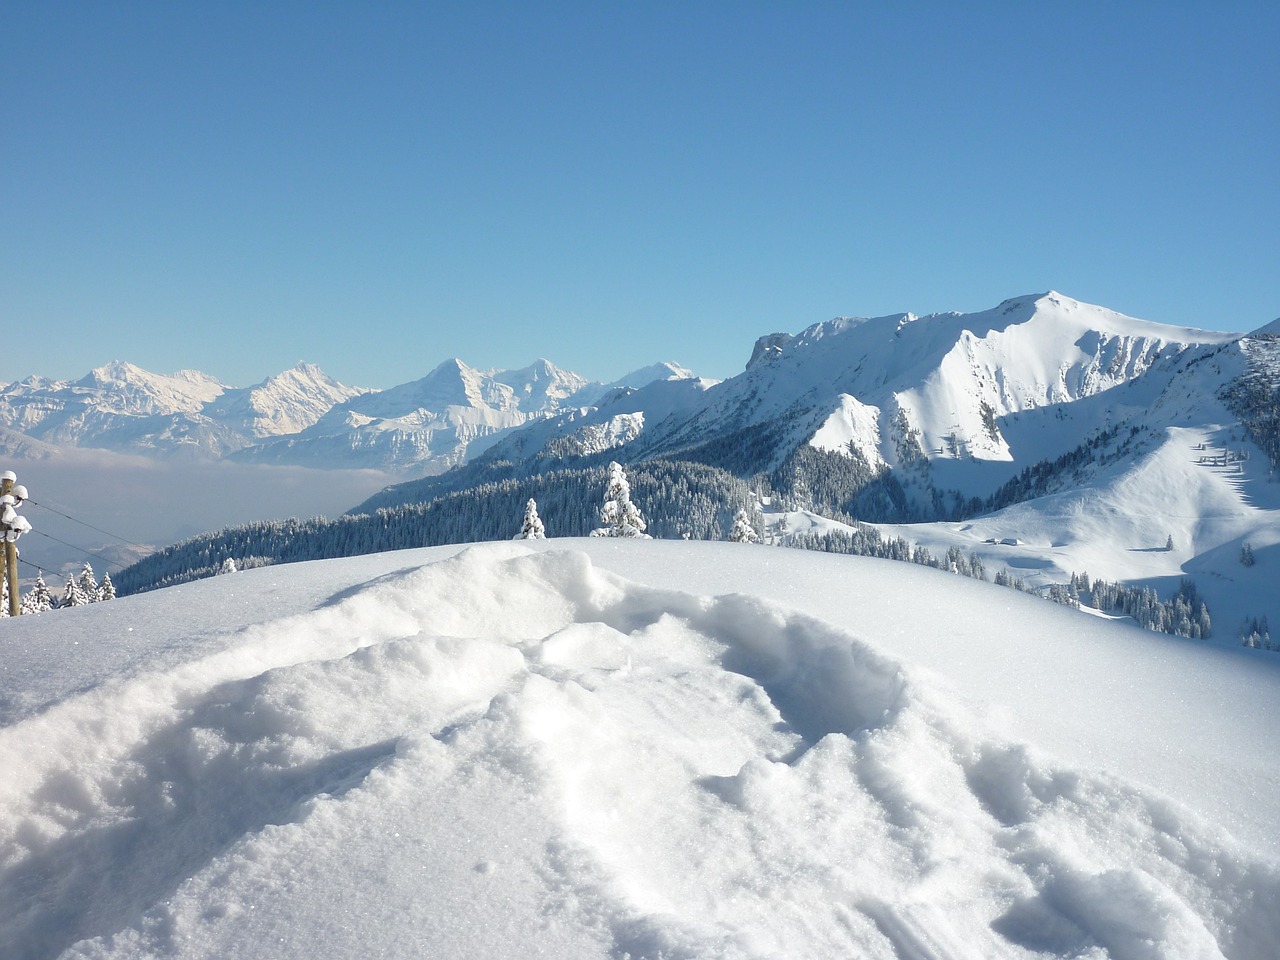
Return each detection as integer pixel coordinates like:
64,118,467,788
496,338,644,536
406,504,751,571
1,470,32,616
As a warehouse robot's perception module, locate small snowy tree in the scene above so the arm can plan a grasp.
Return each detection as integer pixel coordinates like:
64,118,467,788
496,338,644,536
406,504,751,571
590,462,650,539
516,499,546,540
62,574,89,608
1165,534,1174,552
21,573,54,614
219,557,238,574
98,571,116,601
1240,542,1256,567
78,563,99,602
728,507,759,543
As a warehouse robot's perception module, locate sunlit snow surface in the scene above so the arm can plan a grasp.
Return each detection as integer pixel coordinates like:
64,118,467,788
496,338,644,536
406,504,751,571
2,541,1278,959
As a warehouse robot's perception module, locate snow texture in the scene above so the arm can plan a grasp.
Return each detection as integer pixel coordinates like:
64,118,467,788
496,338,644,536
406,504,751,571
2,540,1277,959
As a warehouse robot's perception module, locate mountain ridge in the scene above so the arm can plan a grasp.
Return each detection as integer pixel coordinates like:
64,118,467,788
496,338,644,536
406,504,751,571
0,355,699,473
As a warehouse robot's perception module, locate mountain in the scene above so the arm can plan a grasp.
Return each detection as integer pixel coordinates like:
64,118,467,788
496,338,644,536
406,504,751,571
0,355,700,475
0,361,365,460
629,291,1236,475
226,358,582,474
202,361,368,439
0,362,227,454
358,292,1241,512
230,358,699,474
15,292,1280,649
472,374,719,465
5,541,1278,957
332,293,1280,643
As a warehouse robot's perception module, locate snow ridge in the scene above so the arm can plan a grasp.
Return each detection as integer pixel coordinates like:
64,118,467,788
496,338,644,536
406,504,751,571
2,544,1276,958
642,292,1239,473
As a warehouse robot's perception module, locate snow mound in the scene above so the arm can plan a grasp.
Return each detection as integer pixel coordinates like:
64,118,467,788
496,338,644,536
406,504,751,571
2,545,1276,959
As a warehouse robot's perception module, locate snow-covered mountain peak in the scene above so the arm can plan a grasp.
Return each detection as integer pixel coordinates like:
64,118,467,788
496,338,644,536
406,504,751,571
346,358,523,416
79,360,149,385
631,292,1249,487
747,332,795,370
234,357,607,473
611,361,696,389
207,362,368,439
488,358,591,409
73,361,226,414
254,361,360,394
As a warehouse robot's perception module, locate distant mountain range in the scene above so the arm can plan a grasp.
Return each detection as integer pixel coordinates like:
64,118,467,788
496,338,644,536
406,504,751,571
356,291,1259,516
0,358,698,473
109,291,1280,650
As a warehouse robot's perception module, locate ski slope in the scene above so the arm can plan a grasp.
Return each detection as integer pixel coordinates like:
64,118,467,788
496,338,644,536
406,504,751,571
2,541,1277,959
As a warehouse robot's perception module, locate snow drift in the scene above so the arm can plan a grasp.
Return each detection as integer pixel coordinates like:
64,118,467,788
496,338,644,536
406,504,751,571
2,542,1277,959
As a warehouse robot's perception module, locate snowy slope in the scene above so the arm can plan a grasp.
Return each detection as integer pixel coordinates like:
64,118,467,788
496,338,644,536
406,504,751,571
844,330,1280,644
470,375,717,463
2,541,1277,959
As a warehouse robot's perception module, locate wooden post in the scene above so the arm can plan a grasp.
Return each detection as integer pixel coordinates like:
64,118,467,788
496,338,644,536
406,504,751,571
1,474,17,616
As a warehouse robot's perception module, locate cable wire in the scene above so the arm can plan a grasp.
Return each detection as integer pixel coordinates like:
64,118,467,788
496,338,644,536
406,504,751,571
25,530,129,571
25,499,147,547
16,555,49,575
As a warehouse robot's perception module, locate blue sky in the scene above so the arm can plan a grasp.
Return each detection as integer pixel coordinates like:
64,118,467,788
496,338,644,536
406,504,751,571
4,2,1277,388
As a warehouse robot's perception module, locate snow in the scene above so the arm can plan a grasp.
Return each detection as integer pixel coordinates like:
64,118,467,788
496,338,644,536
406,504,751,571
647,291,1239,478
234,358,693,473
808,394,885,468
3,540,1277,959
864,408,1280,651
607,361,698,390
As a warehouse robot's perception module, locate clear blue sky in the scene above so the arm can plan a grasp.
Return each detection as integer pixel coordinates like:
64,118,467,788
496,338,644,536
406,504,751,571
4,1,1277,388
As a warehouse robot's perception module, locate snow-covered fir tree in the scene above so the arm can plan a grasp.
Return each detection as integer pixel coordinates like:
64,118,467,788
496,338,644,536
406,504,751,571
591,462,650,539
21,573,54,614
728,507,760,543
78,562,99,602
62,574,89,608
516,499,546,540
1240,542,1256,566
98,571,116,601
219,558,238,574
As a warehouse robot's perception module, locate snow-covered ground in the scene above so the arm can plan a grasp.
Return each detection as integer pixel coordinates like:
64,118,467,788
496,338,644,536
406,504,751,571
866,420,1280,647
3,540,1277,959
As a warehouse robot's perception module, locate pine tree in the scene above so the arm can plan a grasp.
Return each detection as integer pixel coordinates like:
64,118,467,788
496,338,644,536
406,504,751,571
62,574,89,608
78,563,99,602
219,558,238,574
591,462,650,539
23,573,53,613
728,507,760,543
98,572,116,601
516,499,546,539
1240,542,1256,566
